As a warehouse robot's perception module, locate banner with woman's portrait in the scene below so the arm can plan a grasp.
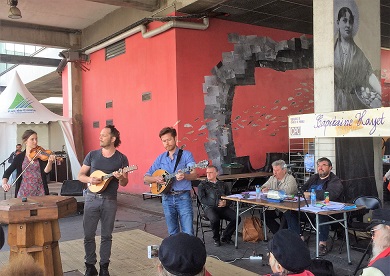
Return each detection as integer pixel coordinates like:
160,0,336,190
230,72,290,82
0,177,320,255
333,0,381,201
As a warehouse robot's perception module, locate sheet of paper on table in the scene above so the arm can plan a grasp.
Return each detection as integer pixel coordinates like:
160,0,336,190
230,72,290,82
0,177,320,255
300,201,351,213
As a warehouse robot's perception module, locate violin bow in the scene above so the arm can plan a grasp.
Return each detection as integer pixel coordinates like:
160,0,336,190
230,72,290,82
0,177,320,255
10,149,42,187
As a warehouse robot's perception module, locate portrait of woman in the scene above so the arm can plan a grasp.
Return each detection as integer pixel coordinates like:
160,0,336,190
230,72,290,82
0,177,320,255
1,129,56,198
334,5,382,111
334,1,381,201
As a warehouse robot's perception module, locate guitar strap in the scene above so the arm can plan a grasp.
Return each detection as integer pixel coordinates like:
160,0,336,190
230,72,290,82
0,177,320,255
173,149,183,172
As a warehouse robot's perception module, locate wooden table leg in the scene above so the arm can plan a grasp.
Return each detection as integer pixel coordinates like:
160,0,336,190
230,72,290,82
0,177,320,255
8,220,63,276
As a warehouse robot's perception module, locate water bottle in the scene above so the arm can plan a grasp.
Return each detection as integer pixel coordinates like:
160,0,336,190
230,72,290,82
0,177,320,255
255,185,261,199
310,189,316,206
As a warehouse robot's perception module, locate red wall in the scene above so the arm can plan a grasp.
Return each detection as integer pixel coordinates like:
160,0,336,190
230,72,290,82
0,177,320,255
77,19,387,194
175,19,313,169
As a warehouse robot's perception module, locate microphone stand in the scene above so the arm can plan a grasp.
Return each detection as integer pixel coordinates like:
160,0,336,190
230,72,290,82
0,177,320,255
289,165,309,237
1,157,10,200
296,183,309,237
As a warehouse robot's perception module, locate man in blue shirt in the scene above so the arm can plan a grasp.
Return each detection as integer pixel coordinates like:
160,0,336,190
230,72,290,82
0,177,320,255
144,127,197,235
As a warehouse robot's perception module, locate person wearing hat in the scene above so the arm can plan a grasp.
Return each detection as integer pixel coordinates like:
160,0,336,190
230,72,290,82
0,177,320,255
158,232,211,276
265,229,314,276
360,209,390,276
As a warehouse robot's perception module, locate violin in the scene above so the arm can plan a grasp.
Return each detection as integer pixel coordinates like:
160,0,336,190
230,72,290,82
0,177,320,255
29,146,63,163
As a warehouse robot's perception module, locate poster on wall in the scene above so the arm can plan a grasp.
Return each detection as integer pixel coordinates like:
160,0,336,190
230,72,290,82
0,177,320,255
333,0,381,201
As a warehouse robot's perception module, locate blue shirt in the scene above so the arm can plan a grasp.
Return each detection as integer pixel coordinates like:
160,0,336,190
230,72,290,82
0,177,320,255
145,147,196,191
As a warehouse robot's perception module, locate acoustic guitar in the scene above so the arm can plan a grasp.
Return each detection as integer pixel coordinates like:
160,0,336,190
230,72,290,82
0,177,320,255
88,165,138,193
150,160,208,195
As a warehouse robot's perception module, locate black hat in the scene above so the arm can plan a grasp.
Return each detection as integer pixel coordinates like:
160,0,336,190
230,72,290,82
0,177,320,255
159,233,206,276
268,229,311,273
367,209,390,229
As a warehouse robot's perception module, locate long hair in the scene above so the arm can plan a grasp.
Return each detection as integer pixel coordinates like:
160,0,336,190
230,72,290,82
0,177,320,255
21,129,37,143
105,125,121,148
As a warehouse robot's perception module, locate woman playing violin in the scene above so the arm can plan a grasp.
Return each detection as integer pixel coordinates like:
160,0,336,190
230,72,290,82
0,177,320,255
2,129,56,197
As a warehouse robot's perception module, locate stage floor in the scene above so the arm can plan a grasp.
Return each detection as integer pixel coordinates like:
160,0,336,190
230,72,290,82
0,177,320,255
0,229,257,275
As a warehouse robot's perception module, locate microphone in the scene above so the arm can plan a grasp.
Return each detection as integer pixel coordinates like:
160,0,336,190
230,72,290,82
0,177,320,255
284,163,296,168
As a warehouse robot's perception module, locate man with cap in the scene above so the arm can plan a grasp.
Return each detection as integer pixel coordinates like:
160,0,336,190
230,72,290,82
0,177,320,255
265,229,314,276
360,209,390,276
158,232,211,276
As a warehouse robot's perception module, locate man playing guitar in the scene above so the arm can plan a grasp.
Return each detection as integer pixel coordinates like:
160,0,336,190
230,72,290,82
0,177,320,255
144,127,197,235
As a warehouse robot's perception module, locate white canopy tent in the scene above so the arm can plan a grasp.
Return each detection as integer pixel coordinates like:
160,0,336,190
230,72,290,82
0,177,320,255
0,71,81,180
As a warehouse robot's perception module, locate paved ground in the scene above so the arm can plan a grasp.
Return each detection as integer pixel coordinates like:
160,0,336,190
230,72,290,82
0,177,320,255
0,182,389,275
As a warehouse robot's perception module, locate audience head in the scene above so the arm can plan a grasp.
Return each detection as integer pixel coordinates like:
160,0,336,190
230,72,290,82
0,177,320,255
267,229,311,275
368,209,390,260
316,157,332,179
0,254,44,276
271,160,287,180
158,232,207,276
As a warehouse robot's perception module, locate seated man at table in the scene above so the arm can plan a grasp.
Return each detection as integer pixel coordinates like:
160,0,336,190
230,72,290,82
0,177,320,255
260,160,297,234
198,165,241,246
284,157,344,256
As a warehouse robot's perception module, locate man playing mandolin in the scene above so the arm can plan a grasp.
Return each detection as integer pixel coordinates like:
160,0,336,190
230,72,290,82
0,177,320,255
78,125,129,276
144,127,197,236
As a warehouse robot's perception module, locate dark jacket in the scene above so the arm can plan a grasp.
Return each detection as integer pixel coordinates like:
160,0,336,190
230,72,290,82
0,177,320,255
2,150,50,197
303,172,344,202
198,179,231,209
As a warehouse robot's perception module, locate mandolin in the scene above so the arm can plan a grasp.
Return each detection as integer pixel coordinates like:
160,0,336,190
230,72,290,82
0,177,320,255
150,160,208,195
88,165,138,193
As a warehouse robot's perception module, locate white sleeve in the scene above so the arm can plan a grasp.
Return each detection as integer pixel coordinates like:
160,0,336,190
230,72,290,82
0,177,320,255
360,267,385,276
385,169,390,180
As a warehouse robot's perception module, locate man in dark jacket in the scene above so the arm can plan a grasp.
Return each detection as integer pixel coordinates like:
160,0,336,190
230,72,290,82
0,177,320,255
284,157,344,256
197,165,241,246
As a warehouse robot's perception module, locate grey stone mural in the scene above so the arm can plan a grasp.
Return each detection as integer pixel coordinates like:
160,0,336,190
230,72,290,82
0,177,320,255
203,33,313,170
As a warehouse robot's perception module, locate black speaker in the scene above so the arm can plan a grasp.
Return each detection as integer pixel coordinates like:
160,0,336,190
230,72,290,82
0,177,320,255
61,180,84,196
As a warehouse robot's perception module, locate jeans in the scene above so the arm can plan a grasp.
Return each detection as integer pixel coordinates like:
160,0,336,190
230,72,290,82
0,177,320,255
204,206,241,241
284,210,329,242
162,191,194,235
83,194,118,265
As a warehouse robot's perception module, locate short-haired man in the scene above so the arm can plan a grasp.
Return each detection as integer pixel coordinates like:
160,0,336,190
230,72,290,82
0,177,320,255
260,160,297,234
361,209,390,276
144,127,197,235
198,165,241,246
284,157,344,256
